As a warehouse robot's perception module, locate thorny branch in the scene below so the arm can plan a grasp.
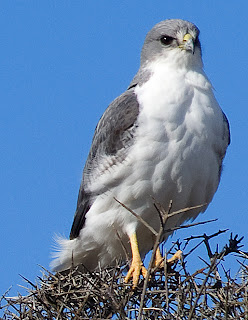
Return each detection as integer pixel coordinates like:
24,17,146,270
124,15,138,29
1,202,248,320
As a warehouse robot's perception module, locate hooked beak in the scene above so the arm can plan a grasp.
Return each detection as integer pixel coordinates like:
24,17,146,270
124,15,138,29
179,33,195,54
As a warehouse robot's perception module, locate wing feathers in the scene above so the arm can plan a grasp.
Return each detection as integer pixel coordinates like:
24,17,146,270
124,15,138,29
69,88,140,238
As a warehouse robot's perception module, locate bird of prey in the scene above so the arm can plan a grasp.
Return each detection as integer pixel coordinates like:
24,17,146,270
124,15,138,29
51,19,230,287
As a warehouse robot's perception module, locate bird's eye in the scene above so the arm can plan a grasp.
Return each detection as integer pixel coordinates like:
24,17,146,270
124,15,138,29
160,35,174,45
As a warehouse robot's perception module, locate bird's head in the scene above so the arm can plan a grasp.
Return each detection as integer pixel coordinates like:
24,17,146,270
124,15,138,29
140,19,202,70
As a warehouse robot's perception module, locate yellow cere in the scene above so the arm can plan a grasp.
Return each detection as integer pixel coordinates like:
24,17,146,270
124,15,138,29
183,33,193,41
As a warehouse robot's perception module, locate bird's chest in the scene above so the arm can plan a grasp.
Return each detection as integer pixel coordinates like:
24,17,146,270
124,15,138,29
135,66,213,127
135,69,213,158
131,69,222,204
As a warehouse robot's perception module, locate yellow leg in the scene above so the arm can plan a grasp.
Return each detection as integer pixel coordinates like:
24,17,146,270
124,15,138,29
124,232,147,288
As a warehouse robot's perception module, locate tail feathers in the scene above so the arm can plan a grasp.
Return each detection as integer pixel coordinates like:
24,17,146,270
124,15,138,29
50,235,77,272
50,234,118,272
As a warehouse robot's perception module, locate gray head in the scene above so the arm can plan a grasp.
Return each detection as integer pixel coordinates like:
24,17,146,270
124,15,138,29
140,19,201,67
128,19,202,88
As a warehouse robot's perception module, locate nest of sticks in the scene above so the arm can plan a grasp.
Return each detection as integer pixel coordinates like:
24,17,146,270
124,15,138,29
1,202,248,319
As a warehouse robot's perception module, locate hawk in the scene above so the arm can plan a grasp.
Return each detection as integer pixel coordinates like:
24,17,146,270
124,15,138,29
51,19,230,287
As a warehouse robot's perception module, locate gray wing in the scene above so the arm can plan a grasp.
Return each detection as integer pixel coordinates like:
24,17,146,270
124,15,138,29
222,111,230,147
70,88,140,239
217,111,230,179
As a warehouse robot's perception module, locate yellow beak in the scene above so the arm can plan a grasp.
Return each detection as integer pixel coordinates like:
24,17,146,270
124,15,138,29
180,33,195,53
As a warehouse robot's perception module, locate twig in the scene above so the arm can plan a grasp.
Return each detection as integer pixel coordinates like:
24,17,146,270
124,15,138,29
113,225,130,263
114,197,158,236
163,218,218,234
138,201,173,320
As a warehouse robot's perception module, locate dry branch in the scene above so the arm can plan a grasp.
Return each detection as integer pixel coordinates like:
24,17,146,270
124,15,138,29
1,204,248,319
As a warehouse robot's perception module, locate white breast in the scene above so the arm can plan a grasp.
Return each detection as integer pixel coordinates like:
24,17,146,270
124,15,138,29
124,59,225,235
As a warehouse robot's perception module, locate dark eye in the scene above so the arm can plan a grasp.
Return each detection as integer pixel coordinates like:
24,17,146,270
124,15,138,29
160,35,174,45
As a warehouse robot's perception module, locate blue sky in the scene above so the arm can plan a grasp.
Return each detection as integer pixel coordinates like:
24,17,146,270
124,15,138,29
1,1,248,298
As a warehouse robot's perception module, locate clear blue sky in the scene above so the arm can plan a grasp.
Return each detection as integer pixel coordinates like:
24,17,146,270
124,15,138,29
1,2,247,298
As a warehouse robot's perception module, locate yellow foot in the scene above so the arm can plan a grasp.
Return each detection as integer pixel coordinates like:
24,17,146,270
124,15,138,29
124,261,147,288
124,232,148,288
153,247,165,268
167,250,183,266
153,248,183,269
